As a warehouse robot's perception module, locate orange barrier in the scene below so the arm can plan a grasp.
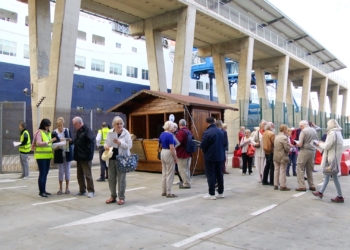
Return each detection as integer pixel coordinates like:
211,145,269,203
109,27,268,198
232,150,240,168
340,150,350,176
314,150,322,164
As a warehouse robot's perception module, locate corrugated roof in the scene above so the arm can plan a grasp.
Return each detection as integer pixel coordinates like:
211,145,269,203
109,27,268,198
107,90,239,113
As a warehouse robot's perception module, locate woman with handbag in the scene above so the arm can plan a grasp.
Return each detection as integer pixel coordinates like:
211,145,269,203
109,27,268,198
52,117,73,195
312,119,344,203
104,116,132,205
254,120,266,182
286,128,297,177
273,124,292,191
239,129,255,175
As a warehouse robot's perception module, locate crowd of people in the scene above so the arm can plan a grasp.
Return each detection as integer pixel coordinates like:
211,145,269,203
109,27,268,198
17,115,345,204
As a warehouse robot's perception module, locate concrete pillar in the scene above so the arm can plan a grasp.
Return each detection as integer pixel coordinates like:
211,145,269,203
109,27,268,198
319,78,328,114
331,84,339,115
254,67,270,121
340,89,348,117
275,56,289,125
301,68,312,119
286,79,294,126
28,0,51,131
212,52,231,104
172,6,196,95
236,37,254,125
144,23,167,92
28,0,81,130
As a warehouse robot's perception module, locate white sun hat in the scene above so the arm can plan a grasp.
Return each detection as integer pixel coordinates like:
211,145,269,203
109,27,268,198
101,147,113,161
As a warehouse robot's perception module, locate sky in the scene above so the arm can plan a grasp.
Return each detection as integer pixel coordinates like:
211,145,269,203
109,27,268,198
267,0,350,115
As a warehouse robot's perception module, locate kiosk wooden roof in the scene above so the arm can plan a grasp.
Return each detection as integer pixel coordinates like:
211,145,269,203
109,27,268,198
107,89,238,174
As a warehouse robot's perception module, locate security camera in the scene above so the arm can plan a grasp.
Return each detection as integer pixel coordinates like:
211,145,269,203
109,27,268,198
23,88,28,94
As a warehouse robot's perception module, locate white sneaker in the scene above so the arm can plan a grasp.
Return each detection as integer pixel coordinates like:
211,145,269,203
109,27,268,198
23,177,29,180
216,193,225,198
203,194,216,200
87,192,95,198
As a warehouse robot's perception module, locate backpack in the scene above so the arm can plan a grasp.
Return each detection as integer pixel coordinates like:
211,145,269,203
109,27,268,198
182,129,197,154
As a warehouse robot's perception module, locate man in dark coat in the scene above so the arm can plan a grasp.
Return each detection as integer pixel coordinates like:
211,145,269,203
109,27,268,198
72,116,96,198
200,117,225,200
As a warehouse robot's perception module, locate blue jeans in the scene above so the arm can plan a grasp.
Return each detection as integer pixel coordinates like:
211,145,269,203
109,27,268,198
37,159,51,193
204,160,224,195
320,174,343,197
287,152,297,175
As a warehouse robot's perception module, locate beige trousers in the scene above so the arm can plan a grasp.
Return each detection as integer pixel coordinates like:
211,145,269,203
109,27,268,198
161,149,175,195
296,150,315,188
274,161,287,187
177,157,191,187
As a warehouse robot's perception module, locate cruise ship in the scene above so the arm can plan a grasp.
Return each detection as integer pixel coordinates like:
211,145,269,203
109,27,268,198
0,0,320,120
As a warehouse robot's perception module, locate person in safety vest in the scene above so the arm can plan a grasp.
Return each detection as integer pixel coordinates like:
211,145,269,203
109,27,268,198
32,119,57,198
96,122,109,181
18,122,31,180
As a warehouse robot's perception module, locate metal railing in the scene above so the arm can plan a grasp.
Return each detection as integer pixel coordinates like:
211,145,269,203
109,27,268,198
193,0,348,88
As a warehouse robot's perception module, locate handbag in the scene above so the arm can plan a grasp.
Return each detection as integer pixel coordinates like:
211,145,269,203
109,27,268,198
323,132,339,176
247,144,256,157
236,147,242,157
157,143,162,160
115,154,139,173
254,131,260,148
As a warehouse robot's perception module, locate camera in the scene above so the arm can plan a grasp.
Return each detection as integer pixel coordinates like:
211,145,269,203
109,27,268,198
23,88,28,94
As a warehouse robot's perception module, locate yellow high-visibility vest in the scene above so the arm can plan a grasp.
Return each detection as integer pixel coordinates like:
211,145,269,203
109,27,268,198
19,130,31,153
99,127,109,145
34,130,53,159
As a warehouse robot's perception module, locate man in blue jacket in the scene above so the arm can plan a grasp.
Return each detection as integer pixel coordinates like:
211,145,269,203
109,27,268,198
72,116,96,198
200,117,225,200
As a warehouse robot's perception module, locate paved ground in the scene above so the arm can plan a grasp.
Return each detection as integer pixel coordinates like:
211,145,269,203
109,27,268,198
1,154,350,250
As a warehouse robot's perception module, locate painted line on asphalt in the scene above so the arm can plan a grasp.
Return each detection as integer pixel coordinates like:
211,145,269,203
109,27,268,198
318,182,324,186
0,186,27,190
0,179,16,183
32,198,77,206
250,204,277,216
126,187,146,192
293,192,307,198
172,228,223,248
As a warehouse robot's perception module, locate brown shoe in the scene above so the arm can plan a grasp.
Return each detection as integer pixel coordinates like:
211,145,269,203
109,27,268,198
274,186,278,190
280,187,291,191
295,187,307,192
312,191,323,199
331,196,344,203
223,171,230,174
309,187,316,191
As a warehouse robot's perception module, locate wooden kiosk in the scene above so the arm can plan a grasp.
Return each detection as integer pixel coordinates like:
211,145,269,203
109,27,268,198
107,90,238,175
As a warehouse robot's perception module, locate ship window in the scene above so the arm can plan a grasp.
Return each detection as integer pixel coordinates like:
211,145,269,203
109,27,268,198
96,85,103,91
132,47,137,53
77,30,86,41
206,82,209,90
0,8,18,23
116,43,121,49
75,55,86,68
92,34,105,46
131,90,137,94
142,69,149,80
0,39,17,57
23,44,29,59
127,66,138,78
91,58,105,72
115,88,121,93
77,82,84,89
77,106,84,110
196,81,203,90
4,72,14,80
110,62,122,75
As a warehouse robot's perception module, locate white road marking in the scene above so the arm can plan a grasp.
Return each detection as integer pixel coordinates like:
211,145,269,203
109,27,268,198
149,194,204,209
125,187,145,192
0,179,16,183
172,228,223,247
0,186,27,190
318,182,324,186
32,198,77,206
50,205,161,229
293,192,307,198
250,204,277,216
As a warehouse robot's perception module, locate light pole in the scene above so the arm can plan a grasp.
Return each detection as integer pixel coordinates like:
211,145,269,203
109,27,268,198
36,96,46,127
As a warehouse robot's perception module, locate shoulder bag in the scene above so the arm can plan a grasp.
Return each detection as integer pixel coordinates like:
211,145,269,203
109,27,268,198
323,132,339,176
115,154,139,173
247,143,256,157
